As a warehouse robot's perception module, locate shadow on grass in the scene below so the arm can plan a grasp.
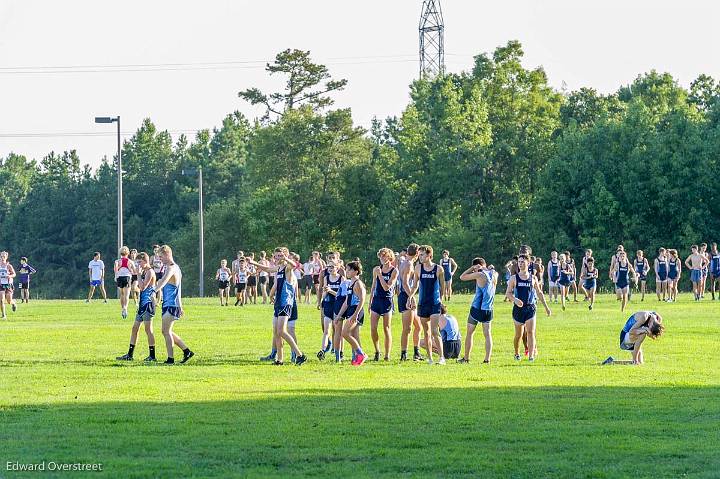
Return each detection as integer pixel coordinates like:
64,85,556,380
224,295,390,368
1,387,718,478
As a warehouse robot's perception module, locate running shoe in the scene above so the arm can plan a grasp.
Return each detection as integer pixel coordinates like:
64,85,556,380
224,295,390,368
143,356,156,362
259,353,276,362
373,351,380,362
295,354,308,366
400,352,408,361
116,354,133,361
121,309,127,319
163,358,175,364
437,357,446,365
601,356,614,365
351,353,366,366
11,303,16,312
514,354,521,361
457,358,469,364
482,359,490,364
272,360,284,366
316,350,325,361
180,350,195,364
413,352,425,362
427,358,434,365
589,304,593,310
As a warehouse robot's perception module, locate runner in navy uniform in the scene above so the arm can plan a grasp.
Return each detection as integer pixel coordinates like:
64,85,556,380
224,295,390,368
580,257,598,310
654,248,669,302
369,248,398,361
557,253,573,311
247,248,307,366
547,251,560,302
440,250,458,302
709,243,720,300
505,254,551,362
602,311,664,365
667,249,681,302
611,250,637,312
316,262,341,360
338,260,367,366
633,250,650,302
408,245,447,365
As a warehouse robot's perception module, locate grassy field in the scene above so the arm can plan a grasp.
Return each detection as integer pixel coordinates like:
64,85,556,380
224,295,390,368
0,293,718,478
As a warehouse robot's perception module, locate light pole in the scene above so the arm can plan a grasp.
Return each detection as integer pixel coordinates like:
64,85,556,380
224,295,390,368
95,116,122,253
182,167,204,297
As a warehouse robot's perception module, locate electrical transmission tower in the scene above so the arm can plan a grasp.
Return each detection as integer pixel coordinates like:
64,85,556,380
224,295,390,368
419,0,445,79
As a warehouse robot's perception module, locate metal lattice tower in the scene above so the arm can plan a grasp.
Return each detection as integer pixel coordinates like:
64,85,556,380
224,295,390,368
419,0,445,79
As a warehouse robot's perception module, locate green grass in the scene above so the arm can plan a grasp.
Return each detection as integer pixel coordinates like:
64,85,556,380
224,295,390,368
0,294,718,478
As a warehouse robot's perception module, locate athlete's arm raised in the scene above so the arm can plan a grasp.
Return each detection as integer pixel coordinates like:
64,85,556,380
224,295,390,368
459,265,481,282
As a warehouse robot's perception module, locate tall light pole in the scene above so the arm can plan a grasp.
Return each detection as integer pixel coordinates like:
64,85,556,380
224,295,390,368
95,116,122,253
182,166,204,297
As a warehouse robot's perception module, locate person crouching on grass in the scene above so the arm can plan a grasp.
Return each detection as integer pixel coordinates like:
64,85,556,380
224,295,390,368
602,311,664,365
116,252,157,362
418,304,462,360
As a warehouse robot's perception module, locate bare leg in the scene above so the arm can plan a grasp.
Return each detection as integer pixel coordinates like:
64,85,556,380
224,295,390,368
513,322,523,356
370,312,381,355
420,317,432,362
382,313,392,360
463,321,477,361
482,322,492,362
526,318,537,360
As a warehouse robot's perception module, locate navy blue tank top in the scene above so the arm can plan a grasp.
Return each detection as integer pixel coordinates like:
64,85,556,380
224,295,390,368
374,266,395,299
418,264,441,306
514,273,536,305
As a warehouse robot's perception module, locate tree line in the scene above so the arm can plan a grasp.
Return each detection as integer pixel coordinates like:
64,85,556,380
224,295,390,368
2,42,719,298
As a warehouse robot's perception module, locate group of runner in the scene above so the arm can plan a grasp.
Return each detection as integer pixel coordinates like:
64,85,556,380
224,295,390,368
225,243,663,367
98,240,685,367
102,245,194,364
0,252,37,319
509,243,720,314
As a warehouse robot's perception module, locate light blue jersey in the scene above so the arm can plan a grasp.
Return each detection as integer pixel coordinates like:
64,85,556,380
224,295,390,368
479,270,495,311
440,314,461,341
162,283,179,307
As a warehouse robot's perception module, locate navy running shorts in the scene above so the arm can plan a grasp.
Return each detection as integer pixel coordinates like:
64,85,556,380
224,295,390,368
468,306,492,324
418,302,441,318
370,296,393,315
512,304,536,324
443,339,461,359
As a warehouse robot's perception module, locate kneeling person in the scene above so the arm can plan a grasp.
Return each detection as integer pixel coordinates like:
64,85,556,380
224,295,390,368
602,311,664,365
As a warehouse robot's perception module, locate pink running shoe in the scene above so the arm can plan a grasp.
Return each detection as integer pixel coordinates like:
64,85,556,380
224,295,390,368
352,353,367,366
